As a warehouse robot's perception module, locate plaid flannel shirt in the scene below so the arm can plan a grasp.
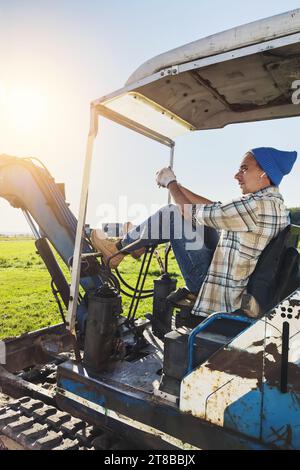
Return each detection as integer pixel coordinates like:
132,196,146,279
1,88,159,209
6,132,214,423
191,186,290,317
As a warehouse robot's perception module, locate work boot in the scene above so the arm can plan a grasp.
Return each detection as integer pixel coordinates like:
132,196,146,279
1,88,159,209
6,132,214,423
91,227,145,268
122,221,146,260
91,229,125,269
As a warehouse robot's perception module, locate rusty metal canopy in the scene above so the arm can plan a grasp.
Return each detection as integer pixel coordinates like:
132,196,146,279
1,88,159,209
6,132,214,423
94,9,300,138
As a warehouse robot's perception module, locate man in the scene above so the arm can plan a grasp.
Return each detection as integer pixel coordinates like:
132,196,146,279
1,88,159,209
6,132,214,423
92,147,297,320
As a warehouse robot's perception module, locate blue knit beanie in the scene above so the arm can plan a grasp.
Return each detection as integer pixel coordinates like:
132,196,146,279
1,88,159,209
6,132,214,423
250,147,297,186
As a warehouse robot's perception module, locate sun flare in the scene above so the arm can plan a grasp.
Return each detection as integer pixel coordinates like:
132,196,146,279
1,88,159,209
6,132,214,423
0,82,46,132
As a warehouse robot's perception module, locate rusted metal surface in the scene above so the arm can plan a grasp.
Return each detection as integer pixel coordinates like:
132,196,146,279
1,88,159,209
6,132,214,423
261,291,300,448
180,289,300,449
3,323,73,373
56,358,269,450
180,318,265,437
0,365,55,404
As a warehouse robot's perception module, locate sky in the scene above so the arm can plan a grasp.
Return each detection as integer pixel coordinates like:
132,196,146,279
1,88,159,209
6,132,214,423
0,0,300,233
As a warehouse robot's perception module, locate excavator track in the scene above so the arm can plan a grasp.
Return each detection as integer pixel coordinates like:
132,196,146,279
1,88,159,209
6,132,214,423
0,396,133,450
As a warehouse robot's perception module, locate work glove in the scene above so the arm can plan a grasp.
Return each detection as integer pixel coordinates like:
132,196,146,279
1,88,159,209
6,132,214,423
155,167,177,188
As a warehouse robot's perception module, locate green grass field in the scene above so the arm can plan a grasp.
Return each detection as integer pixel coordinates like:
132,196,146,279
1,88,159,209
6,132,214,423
0,237,182,340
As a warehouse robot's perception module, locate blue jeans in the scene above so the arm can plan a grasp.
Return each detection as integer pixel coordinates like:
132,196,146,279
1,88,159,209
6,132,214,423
121,204,219,294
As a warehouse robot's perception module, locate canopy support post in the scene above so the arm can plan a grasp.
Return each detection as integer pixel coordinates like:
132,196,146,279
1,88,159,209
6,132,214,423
66,105,98,335
165,143,175,273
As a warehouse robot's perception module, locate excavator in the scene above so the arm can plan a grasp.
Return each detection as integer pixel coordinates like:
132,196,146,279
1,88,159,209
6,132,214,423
1,9,300,450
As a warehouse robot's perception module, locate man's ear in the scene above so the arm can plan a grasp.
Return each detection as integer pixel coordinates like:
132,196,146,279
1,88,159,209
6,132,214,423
263,174,272,186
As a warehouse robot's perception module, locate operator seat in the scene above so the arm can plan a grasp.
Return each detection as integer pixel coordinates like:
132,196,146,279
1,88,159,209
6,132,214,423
242,224,300,316
175,224,300,327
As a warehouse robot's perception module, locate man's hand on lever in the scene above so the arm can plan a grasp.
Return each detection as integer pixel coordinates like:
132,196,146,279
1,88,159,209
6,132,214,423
155,167,177,188
156,166,191,219
155,167,214,219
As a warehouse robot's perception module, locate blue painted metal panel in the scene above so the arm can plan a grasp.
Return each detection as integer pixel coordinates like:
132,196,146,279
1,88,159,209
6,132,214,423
57,360,270,450
59,377,107,407
262,386,300,449
224,389,262,439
